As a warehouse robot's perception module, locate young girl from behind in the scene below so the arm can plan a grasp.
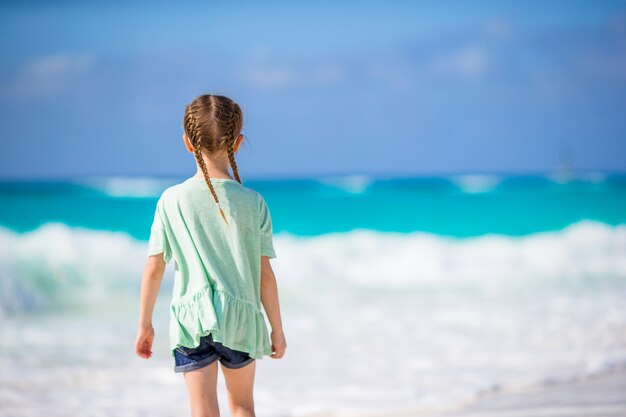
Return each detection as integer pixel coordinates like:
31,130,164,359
135,93,287,416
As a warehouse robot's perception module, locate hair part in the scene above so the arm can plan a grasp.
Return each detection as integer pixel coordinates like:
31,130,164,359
182,94,245,225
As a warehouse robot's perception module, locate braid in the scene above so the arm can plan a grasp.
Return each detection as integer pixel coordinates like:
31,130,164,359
224,102,243,184
185,105,229,225
227,145,241,184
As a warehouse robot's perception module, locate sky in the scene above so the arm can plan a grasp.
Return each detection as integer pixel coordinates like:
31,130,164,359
0,0,625,180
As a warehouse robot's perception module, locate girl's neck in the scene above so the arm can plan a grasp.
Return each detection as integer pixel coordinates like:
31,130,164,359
194,151,234,180
193,170,234,180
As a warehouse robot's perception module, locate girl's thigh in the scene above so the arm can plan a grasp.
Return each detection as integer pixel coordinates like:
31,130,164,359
183,360,220,416
221,359,256,410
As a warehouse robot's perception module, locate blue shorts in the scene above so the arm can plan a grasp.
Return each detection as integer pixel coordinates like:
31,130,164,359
173,333,255,373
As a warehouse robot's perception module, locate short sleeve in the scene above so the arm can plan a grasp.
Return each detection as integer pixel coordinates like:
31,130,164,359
147,197,172,264
258,194,277,259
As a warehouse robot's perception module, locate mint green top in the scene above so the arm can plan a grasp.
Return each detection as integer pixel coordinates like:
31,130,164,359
147,176,277,359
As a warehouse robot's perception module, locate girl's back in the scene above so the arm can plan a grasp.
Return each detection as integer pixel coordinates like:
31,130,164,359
149,175,277,360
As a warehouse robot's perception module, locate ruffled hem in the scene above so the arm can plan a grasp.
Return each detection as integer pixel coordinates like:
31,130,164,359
169,285,273,360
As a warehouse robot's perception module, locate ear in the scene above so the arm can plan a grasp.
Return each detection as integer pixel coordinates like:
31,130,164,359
233,134,244,153
183,133,194,153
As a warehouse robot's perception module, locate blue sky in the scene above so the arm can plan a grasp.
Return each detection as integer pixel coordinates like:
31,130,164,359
0,1,625,180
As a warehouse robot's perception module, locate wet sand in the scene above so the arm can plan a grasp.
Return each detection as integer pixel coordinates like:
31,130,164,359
306,369,626,417
439,369,626,417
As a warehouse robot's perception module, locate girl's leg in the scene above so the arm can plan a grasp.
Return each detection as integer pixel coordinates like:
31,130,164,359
183,361,220,417
221,361,256,417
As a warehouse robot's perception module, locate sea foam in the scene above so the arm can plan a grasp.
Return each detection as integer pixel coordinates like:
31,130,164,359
0,219,624,314
0,220,625,413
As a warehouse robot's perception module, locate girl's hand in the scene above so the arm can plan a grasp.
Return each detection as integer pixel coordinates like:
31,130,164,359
270,329,287,359
135,324,155,359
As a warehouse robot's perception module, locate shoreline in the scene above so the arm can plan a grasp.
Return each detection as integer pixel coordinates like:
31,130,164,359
300,367,626,417
440,367,626,417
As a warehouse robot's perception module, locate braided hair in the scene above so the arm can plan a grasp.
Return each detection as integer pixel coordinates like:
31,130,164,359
182,94,245,225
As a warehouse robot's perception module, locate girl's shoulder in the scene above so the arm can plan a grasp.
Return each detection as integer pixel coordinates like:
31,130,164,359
153,180,188,209
158,179,263,208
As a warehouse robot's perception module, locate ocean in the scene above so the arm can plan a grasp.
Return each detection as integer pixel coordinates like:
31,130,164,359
1,172,625,416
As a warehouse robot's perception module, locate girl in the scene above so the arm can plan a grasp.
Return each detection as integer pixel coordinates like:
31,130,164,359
135,94,287,417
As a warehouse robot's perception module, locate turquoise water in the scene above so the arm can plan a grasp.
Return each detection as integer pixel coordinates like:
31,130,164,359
1,172,625,414
1,173,624,238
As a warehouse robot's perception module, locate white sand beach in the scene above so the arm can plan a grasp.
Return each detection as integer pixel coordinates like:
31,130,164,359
439,368,626,417
321,369,626,417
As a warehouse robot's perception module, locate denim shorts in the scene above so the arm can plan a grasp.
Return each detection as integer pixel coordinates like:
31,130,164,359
173,332,255,373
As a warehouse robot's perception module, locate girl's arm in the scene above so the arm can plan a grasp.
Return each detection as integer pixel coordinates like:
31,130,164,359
260,256,287,358
135,253,166,358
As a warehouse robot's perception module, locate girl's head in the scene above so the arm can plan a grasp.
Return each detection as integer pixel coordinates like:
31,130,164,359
182,94,246,224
